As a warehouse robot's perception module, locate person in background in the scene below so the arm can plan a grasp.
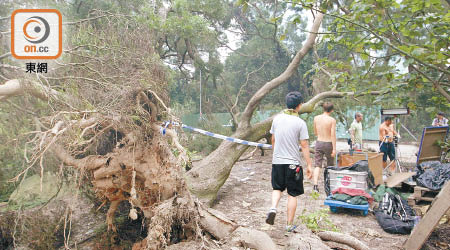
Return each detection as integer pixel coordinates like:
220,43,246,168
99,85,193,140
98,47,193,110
432,112,448,126
379,117,398,171
312,102,336,193
266,91,313,233
349,112,364,150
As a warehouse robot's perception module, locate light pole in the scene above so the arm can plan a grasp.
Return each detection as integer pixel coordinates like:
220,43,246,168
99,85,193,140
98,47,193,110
199,69,202,119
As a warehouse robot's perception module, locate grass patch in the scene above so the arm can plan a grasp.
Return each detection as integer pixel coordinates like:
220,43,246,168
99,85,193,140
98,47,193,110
298,208,340,232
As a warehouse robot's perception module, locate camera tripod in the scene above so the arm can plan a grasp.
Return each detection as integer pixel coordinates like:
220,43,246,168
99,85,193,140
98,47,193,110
379,136,404,174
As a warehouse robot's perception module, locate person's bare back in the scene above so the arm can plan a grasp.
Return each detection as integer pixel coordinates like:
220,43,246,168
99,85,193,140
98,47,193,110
314,114,336,142
311,102,337,191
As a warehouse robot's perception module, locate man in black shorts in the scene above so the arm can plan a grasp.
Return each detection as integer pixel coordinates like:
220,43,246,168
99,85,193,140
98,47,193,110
379,117,398,171
266,91,313,232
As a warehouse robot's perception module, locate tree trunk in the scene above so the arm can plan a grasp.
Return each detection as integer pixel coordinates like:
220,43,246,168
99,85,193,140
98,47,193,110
186,12,325,205
186,120,272,205
186,89,350,205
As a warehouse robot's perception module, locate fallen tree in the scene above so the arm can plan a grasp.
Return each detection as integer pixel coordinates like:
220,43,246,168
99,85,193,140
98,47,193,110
186,0,400,205
0,3,394,249
0,10,288,249
186,10,326,205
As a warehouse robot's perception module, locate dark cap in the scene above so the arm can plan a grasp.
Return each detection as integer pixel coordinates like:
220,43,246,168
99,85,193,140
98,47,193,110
285,91,304,109
438,112,445,116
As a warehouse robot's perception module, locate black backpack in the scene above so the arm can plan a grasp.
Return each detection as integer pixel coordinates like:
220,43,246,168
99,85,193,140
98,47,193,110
375,193,416,234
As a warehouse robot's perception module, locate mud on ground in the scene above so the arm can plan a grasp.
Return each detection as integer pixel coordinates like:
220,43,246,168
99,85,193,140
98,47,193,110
214,151,409,250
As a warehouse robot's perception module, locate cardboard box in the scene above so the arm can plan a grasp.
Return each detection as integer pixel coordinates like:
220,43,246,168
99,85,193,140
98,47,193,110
338,152,384,186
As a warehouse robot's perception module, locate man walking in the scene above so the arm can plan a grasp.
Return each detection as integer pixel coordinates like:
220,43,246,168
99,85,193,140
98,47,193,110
350,112,364,150
312,102,336,192
266,91,313,232
379,117,398,171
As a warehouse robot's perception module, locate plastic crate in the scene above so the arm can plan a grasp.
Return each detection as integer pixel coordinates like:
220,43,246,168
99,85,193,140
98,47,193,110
324,196,369,216
328,169,368,192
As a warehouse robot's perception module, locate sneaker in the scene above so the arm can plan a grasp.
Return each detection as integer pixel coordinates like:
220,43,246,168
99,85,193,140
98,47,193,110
285,224,298,233
265,208,276,225
313,185,319,193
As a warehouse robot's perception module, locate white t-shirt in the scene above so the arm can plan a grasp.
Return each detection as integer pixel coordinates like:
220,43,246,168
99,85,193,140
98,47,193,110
432,118,448,126
270,113,309,165
350,120,363,145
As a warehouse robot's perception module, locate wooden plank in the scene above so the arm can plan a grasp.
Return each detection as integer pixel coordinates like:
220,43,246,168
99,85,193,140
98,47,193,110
419,156,441,160
419,197,434,202
416,126,448,164
368,153,383,185
415,186,431,191
424,130,448,134
407,197,417,206
403,182,450,250
385,172,416,188
338,152,383,185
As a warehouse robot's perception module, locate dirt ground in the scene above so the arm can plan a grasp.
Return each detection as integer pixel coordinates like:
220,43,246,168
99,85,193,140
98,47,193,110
213,147,414,250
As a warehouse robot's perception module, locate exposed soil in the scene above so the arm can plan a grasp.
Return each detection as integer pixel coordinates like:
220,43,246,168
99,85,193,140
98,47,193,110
3,141,440,250
213,149,410,249
422,223,450,250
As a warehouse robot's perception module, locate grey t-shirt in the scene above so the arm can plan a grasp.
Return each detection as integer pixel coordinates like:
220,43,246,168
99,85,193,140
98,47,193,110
270,113,309,165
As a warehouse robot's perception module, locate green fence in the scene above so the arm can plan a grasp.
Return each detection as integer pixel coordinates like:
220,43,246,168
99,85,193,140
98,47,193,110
335,105,381,141
182,106,381,141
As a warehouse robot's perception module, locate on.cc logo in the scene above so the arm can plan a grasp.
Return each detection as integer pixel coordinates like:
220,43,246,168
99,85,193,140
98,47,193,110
23,16,50,44
11,9,62,59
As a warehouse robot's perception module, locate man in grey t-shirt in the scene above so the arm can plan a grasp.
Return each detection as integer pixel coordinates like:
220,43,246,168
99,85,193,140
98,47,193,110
266,91,313,232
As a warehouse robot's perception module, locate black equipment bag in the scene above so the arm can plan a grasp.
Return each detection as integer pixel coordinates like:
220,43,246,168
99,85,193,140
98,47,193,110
375,193,415,234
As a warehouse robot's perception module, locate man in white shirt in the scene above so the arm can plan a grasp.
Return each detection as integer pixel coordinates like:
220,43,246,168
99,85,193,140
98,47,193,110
432,112,448,126
266,91,313,233
350,112,364,150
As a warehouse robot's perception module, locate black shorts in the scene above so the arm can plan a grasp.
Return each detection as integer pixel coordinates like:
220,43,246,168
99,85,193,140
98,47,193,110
271,164,304,197
379,141,395,162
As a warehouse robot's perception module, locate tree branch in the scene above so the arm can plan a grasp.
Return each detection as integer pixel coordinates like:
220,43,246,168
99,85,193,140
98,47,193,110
232,61,267,117
0,52,11,60
410,65,450,102
313,44,337,90
238,11,324,128
0,79,59,101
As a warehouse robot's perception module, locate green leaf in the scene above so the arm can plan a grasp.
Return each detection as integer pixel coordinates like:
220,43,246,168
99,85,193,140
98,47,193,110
360,53,369,61
411,47,426,57
407,102,417,110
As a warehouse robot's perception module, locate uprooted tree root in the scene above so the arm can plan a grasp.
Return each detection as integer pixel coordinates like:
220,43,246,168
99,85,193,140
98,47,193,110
0,12,361,247
0,11,280,248
22,89,277,249
10,90,372,249
0,207,70,250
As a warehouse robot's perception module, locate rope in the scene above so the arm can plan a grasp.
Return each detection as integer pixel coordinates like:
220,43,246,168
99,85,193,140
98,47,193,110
161,121,273,149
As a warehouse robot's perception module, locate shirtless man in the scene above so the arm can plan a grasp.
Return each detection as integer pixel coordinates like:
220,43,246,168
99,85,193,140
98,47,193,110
312,102,336,192
379,117,398,171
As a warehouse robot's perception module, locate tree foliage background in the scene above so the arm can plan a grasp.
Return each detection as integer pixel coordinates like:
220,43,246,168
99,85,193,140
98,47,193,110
0,0,448,247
